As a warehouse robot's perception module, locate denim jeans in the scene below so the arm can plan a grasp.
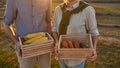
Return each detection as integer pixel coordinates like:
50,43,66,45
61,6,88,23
59,60,85,68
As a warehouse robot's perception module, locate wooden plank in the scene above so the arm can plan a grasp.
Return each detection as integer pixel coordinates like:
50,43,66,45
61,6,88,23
22,48,52,55
60,48,93,50
22,46,53,54
89,34,93,48
22,49,53,58
21,40,53,48
59,48,93,59
22,49,53,57
23,48,53,55
22,45,53,52
21,42,53,49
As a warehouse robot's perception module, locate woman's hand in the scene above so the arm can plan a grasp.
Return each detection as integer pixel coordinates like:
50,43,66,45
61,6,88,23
86,36,98,61
55,42,61,58
86,49,97,61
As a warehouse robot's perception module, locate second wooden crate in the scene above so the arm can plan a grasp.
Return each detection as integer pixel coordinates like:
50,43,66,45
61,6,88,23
58,34,93,59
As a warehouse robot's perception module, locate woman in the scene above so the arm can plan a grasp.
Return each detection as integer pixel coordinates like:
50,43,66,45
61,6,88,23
52,0,99,68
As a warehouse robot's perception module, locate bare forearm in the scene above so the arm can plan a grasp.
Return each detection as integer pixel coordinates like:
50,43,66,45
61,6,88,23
3,23,18,44
92,36,99,50
52,32,59,43
46,21,52,33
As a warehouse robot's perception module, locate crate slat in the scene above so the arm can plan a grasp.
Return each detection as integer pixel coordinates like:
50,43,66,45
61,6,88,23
22,45,53,54
21,42,53,50
22,49,53,58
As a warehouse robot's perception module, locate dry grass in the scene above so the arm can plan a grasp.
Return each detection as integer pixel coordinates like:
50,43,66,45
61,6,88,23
52,2,120,15
98,27,120,39
0,50,19,68
52,2,120,25
97,16,120,24
98,36,120,46
90,3,120,15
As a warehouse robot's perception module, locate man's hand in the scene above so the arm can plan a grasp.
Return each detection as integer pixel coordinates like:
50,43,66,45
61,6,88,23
86,49,97,61
55,43,61,58
16,42,22,57
3,23,22,57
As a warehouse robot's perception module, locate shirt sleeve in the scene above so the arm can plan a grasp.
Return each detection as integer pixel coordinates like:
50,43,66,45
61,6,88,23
4,0,17,25
85,6,100,36
52,6,60,32
46,0,52,22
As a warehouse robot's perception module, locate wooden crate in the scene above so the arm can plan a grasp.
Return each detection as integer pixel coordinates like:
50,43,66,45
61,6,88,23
19,32,54,58
58,34,93,59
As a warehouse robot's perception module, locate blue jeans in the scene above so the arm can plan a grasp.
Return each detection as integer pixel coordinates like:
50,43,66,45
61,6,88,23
59,60,85,68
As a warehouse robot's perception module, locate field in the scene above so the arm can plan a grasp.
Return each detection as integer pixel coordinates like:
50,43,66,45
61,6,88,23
52,2,120,25
97,16,120,24
90,3,120,15
0,1,120,68
52,2,120,14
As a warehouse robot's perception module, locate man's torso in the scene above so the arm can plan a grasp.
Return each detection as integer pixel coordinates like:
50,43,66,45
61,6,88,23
15,0,49,36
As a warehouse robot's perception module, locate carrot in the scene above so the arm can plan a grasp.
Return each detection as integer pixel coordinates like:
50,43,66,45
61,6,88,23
61,40,69,48
80,43,88,48
67,40,74,48
73,41,80,48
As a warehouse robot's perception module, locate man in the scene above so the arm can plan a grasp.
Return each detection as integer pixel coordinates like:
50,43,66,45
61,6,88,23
3,0,52,68
52,0,99,68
